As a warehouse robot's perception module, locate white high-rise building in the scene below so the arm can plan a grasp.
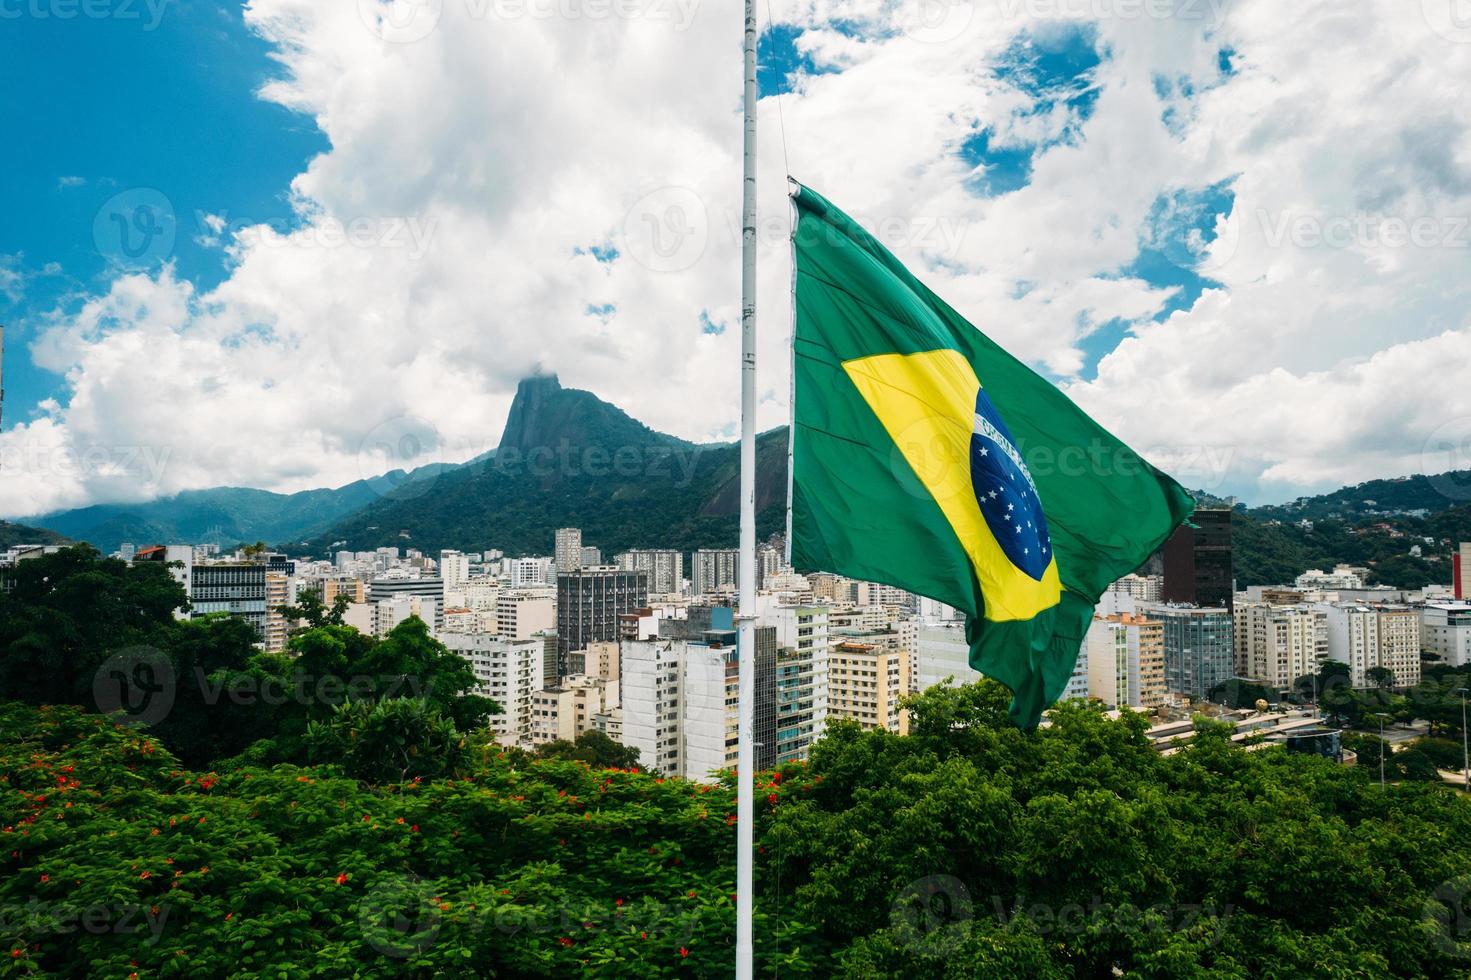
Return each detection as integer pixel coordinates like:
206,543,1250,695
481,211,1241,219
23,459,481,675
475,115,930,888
1087,619,1128,708
917,596,962,624
1297,565,1369,590
439,550,471,591
263,572,296,653
508,556,556,588
1085,613,1167,709
529,676,616,746
372,595,437,637
1316,603,1421,688
1234,602,1328,689
496,588,557,641
1108,574,1162,603
442,633,545,744
916,621,979,691
1422,603,1471,668
555,528,583,573
681,643,732,781
621,639,688,776
462,578,501,612
855,581,914,611
1063,640,1089,701
616,549,685,595
757,599,830,763
621,631,776,780
691,549,739,596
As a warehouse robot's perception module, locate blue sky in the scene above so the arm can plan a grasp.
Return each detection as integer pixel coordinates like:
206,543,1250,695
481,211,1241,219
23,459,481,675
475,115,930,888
0,0,324,425
0,10,1243,499
3,2,1465,516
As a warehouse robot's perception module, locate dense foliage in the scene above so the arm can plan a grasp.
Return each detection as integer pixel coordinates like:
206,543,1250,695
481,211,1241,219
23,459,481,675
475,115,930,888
7,684,1471,977
1230,508,1459,590
0,548,496,770
1252,472,1471,523
7,541,1471,974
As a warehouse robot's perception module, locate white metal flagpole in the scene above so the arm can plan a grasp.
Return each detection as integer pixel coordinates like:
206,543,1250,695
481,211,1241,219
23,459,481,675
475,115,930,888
736,0,758,975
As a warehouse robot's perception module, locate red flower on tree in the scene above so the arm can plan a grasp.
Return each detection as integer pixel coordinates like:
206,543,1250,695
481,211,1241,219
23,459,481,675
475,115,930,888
335,873,349,885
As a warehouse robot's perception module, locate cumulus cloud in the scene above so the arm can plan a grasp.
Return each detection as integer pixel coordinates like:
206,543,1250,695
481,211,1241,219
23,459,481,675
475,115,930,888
4,0,1470,518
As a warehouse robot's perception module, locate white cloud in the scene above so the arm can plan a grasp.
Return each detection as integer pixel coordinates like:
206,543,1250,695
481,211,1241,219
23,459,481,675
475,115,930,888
0,255,25,304
4,0,1471,518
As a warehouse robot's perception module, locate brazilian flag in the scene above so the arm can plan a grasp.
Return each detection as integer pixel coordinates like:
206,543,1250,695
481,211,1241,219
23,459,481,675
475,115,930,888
787,183,1195,729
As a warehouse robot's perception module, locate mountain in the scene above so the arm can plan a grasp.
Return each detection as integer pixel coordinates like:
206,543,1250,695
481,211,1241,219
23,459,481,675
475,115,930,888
300,375,788,556
20,369,1471,588
27,467,451,555
0,520,68,550
498,374,691,456
1251,471,1471,521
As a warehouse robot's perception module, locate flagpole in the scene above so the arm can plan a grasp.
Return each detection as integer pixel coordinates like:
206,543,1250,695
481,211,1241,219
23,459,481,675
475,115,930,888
735,0,758,975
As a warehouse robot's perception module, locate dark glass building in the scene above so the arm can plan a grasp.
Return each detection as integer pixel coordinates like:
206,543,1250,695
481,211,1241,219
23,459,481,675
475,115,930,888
1162,508,1234,611
556,567,648,671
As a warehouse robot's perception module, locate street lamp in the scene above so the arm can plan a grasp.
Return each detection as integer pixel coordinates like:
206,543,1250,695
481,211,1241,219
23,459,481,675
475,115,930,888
1372,712,1392,790
1457,688,1470,792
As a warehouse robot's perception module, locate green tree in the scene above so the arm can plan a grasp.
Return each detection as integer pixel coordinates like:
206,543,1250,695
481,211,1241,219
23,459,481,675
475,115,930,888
303,697,476,783
275,584,351,632
356,616,498,732
0,546,185,706
536,730,642,769
1367,665,1396,689
1209,678,1278,709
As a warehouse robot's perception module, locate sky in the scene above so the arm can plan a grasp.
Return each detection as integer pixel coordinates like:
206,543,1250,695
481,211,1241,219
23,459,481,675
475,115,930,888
2,0,1471,519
